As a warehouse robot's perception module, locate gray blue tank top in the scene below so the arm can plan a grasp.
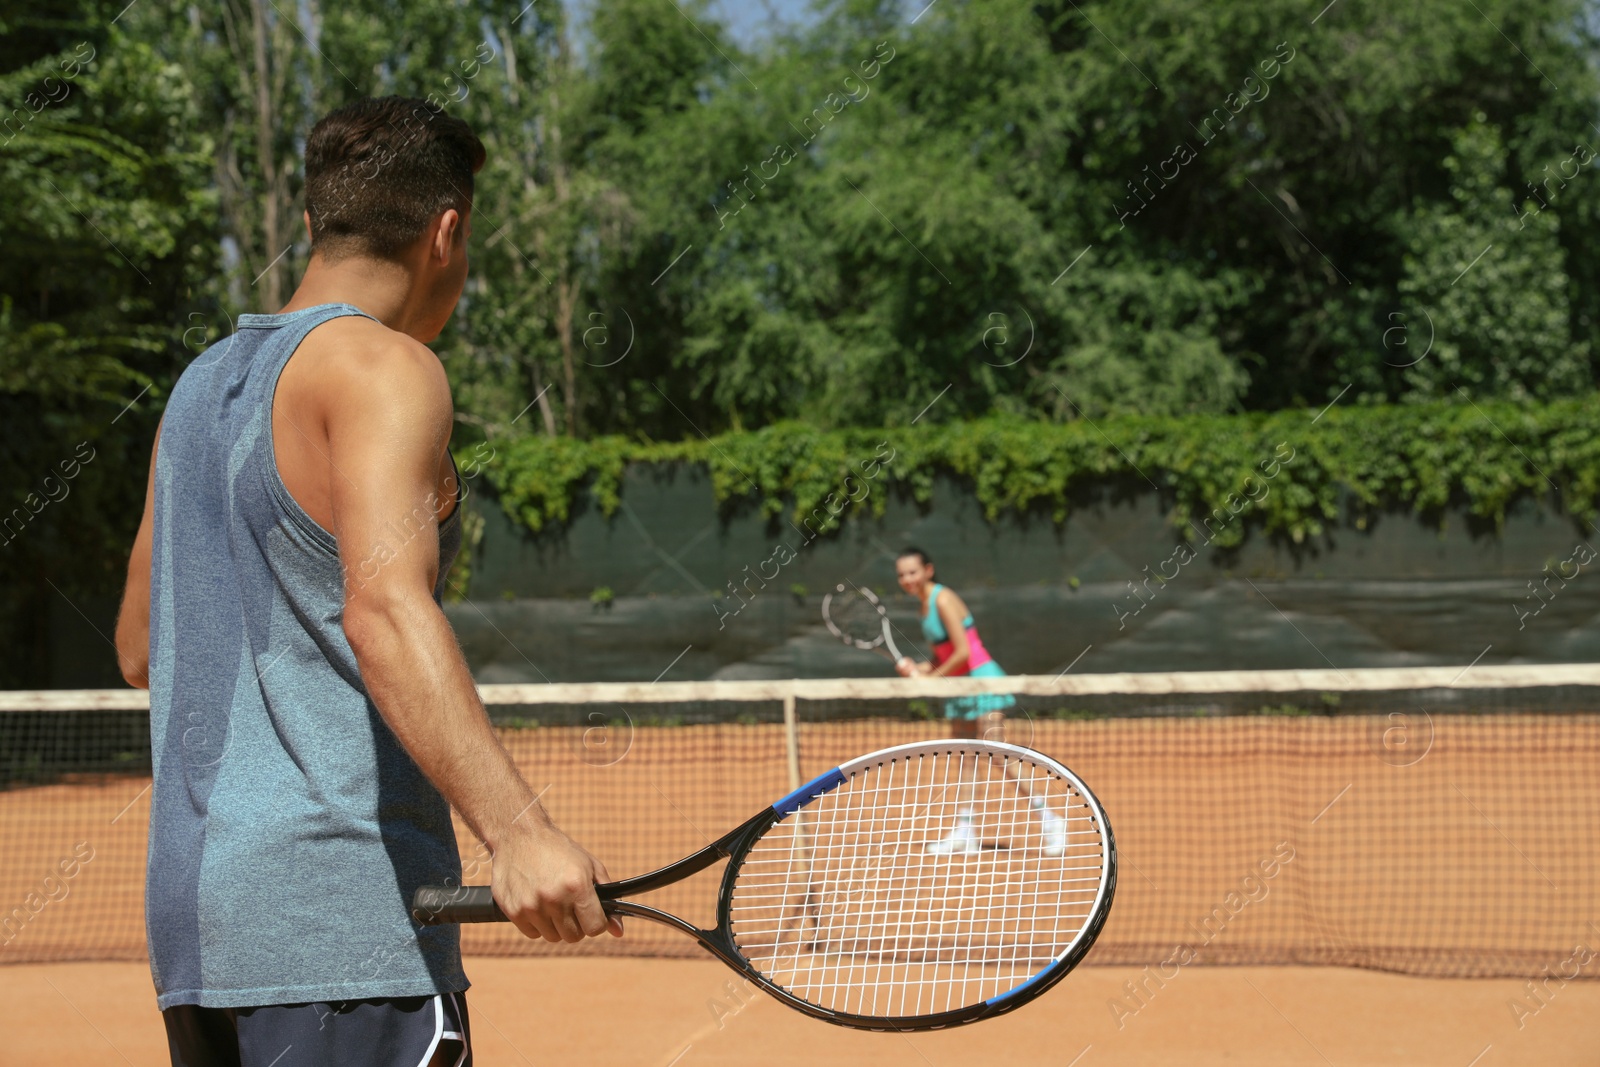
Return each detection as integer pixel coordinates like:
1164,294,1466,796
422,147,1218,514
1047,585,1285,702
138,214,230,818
146,303,466,1009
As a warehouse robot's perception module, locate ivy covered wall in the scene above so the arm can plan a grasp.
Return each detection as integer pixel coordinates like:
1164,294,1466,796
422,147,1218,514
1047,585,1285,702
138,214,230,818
444,401,1600,683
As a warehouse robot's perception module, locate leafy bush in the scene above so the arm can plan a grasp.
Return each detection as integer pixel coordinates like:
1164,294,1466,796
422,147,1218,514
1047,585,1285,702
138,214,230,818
465,397,1600,544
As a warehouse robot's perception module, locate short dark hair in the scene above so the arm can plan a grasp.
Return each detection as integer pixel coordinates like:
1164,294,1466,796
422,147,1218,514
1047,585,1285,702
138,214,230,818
304,96,486,261
897,546,932,567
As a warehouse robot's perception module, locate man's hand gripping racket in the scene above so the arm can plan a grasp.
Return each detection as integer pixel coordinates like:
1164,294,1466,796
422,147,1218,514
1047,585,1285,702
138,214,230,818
415,740,1115,1031
488,812,624,943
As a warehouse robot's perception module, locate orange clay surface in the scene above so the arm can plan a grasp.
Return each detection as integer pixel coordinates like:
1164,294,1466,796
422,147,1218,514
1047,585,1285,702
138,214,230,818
5,957,1598,1067
6,716,1599,1064
7,716,1598,973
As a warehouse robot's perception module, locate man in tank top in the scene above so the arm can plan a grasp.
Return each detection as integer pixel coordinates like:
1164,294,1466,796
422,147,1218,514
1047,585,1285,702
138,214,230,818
113,96,618,1066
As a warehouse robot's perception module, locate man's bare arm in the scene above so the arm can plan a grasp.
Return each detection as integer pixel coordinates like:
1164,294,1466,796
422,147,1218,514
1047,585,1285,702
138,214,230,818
114,422,161,689
326,335,618,944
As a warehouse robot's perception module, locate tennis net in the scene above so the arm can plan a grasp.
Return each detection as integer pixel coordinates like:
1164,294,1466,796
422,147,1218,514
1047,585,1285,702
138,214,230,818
2,667,1597,978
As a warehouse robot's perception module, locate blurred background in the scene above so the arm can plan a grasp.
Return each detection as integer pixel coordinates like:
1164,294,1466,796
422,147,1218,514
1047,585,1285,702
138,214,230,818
7,0,1600,687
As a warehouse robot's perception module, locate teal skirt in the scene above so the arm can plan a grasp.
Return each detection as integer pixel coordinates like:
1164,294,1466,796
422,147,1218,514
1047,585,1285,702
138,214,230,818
943,660,1017,721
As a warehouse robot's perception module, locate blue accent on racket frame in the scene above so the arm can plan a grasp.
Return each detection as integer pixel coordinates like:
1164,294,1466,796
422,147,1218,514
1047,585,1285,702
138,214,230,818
772,767,846,816
984,966,1053,1007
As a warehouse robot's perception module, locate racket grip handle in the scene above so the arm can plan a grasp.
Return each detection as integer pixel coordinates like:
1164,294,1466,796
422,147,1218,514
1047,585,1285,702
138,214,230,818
412,885,507,925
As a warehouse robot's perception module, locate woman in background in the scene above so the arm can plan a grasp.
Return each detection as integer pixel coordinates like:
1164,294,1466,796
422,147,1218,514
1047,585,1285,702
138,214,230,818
893,547,1065,856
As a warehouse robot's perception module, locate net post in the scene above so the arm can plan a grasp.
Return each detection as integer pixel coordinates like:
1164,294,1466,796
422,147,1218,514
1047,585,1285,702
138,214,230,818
778,683,815,949
782,687,800,792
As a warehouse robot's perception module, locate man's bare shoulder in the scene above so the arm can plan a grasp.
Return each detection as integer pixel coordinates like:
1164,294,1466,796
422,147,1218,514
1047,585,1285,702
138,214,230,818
296,315,451,420
303,316,448,390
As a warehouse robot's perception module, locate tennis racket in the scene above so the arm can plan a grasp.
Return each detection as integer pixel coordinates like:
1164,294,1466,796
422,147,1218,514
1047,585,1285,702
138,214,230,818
821,582,906,665
414,739,1115,1031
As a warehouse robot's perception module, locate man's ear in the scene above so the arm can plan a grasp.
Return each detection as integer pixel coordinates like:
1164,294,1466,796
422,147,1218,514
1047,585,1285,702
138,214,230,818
303,210,313,243
434,209,461,264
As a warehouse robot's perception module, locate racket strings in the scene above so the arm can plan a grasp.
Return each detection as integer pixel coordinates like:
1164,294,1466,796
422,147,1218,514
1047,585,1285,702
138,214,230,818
727,745,1108,1019
822,588,890,649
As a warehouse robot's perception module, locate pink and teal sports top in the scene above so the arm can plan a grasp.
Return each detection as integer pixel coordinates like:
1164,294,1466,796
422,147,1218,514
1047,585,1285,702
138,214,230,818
921,583,1015,719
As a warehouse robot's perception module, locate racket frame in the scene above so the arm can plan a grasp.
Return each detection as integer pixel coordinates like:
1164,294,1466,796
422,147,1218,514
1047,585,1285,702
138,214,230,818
414,739,1116,1032
821,583,905,665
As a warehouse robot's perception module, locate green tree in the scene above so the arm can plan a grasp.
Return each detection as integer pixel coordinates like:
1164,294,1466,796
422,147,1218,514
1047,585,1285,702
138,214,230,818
553,0,1600,433
0,0,215,686
1398,115,1589,399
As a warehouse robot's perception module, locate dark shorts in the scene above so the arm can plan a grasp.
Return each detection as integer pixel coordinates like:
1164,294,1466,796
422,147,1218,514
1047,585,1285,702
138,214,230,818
163,993,470,1067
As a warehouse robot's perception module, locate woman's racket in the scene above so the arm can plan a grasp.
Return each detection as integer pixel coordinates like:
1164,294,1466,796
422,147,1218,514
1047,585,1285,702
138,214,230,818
414,739,1115,1031
821,582,905,665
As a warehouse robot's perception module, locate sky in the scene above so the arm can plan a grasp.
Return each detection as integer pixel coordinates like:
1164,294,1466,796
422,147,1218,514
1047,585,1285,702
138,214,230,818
702,0,818,47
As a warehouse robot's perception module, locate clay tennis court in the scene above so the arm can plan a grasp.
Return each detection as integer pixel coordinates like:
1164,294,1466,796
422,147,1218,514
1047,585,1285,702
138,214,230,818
9,957,1600,1066
5,711,1599,1063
